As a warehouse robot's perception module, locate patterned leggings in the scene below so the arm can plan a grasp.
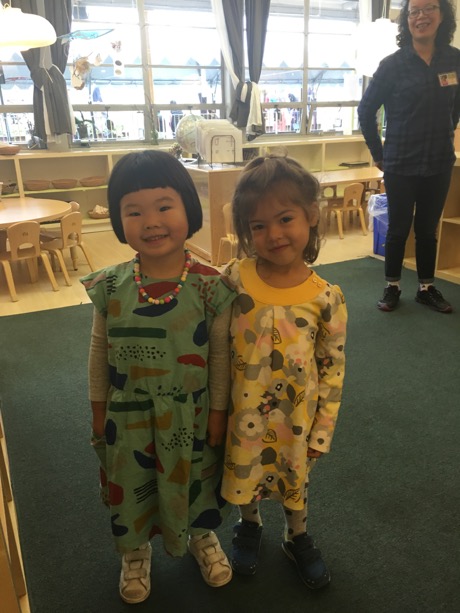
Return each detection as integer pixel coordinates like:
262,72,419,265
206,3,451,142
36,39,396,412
239,482,310,540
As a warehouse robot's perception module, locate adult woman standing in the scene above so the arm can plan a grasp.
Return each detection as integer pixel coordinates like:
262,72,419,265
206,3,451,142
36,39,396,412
358,0,460,312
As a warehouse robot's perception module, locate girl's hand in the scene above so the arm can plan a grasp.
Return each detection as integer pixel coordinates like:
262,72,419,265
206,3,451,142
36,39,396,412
307,447,323,458
92,423,106,439
207,409,227,447
91,401,107,439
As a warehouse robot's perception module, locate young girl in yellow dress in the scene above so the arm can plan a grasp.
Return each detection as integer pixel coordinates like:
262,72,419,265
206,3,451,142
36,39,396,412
81,150,235,604
221,154,347,589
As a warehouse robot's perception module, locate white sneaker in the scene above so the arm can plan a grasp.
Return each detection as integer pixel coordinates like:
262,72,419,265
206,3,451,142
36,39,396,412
119,542,152,604
188,532,233,587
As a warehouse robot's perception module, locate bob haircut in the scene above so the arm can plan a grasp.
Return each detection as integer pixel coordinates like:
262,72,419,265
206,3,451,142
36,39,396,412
232,154,322,264
397,0,456,47
107,149,203,243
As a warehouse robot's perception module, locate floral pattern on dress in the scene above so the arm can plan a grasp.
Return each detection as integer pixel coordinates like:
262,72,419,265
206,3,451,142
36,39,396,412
221,258,347,511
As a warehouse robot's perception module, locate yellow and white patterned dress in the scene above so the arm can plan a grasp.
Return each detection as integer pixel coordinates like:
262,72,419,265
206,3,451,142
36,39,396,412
221,258,347,511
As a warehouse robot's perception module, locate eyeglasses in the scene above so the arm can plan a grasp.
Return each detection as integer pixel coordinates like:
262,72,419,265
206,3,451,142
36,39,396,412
408,4,440,19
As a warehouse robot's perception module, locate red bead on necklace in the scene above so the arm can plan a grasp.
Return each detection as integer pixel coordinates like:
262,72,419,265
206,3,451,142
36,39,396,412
133,249,192,305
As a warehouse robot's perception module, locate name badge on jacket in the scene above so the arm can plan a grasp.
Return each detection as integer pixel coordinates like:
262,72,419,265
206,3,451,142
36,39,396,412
439,72,458,87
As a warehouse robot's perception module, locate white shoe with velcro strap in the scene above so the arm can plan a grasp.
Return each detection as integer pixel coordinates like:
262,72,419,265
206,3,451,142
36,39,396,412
188,532,233,587
119,542,152,604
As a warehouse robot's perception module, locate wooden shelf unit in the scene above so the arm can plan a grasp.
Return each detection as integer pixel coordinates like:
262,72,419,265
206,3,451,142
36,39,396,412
0,146,167,234
3,137,459,283
402,158,460,285
243,134,372,172
433,162,460,284
0,136,371,243
1,411,29,613
184,165,243,264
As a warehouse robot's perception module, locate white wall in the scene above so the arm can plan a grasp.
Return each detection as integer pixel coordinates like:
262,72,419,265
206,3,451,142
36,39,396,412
454,0,460,49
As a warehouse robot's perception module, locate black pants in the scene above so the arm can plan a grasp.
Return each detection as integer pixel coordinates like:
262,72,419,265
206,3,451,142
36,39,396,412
383,170,453,284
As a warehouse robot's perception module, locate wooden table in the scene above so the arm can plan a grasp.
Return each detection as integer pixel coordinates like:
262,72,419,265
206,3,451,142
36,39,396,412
0,197,73,295
313,167,384,237
0,197,72,229
313,167,383,196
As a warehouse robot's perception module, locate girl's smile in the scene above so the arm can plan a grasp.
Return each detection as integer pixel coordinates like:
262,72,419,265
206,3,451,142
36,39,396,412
142,233,168,243
249,189,319,286
120,186,189,275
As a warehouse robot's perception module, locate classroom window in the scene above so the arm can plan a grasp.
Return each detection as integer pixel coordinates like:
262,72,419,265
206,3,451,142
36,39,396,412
0,1,380,145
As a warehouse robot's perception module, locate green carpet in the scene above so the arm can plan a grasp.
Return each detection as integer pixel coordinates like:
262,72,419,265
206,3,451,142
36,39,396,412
1,257,460,613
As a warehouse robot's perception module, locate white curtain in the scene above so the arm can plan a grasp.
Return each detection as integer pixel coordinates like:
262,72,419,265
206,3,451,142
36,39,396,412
211,0,267,137
211,0,239,89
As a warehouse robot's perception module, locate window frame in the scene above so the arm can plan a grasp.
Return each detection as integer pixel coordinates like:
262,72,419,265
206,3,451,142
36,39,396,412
0,0,367,147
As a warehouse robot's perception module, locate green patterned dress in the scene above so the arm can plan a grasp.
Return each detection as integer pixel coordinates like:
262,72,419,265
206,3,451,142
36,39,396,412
221,258,347,511
81,258,235,556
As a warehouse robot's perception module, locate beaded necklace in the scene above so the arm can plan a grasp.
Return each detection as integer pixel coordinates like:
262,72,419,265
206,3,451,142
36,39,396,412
133,249,192,305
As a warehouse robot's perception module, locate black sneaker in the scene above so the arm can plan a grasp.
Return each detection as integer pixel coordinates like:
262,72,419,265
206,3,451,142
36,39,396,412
377,285,401,311
282,533,331,589
231,519,263,576
415,286,453,313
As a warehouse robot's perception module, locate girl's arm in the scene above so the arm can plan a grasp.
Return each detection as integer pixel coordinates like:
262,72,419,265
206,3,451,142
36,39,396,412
207,305,232,446
309,288,347,454
88,307,110,438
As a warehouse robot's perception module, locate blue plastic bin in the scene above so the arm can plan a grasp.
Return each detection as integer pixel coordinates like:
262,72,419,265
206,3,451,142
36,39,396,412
370,194,388,256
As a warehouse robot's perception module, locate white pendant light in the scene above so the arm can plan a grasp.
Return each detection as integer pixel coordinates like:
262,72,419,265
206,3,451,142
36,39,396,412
0,3,57,50
355,0,398,78
355,17,398,77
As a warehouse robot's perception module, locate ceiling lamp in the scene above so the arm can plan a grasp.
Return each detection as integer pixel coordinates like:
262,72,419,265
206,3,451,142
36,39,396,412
355,17,398,77
0,3,57,50
355,0,398,78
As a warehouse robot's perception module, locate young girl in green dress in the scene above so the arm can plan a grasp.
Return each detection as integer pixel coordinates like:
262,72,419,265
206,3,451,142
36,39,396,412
221,154,347,589
81,150,235,604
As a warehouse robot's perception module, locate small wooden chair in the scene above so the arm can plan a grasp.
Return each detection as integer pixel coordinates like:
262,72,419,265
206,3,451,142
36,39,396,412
40,211,95,284
39,201,80,242
0,221,59,301
216,202,238,265
325,182,367,239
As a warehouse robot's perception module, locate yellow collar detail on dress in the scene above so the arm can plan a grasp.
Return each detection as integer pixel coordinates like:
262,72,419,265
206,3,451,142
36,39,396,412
239,258,326,306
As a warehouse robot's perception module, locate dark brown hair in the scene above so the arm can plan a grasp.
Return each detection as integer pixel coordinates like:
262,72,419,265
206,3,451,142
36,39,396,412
232,154,322,264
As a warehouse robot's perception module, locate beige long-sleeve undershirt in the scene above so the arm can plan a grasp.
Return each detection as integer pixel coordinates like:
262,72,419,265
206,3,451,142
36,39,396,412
88,306,231,410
